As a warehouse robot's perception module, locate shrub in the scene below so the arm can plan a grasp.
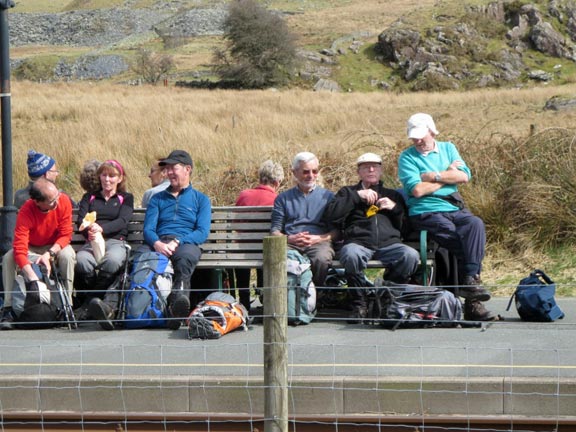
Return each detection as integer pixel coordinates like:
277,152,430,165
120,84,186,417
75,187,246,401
13,57,59,82
131,49,174,85
461,128,576,251
213,0,298,89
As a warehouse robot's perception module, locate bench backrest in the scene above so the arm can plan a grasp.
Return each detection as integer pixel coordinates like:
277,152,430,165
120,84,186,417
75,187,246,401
71,206,273,269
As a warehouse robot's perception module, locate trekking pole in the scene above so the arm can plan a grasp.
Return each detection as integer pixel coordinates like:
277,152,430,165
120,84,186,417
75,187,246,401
50,256,77,330
115,243,132,327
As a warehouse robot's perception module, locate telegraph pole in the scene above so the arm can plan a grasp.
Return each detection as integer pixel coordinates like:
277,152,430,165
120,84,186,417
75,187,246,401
0,0,15,256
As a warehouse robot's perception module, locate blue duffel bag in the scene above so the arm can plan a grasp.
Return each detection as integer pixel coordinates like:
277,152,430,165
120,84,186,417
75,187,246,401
506,269,564,322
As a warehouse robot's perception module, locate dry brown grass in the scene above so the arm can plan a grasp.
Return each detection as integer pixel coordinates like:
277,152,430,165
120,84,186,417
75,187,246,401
284,0,439,47
3,80,576,288
6,81,576,202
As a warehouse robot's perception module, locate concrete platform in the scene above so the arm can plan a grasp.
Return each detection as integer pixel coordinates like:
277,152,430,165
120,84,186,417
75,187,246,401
0,298,574,419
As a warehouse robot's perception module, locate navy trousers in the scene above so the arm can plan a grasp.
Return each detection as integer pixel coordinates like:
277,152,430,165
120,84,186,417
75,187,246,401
409,209,485,279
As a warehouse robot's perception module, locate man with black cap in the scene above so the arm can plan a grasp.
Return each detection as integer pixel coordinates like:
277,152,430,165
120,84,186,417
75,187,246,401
14,150,60,209
322,153,419,323
398,113,495,321
142,150,212,330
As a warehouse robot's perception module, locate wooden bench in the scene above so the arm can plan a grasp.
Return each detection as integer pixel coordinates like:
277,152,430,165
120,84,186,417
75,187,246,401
71,206,437,288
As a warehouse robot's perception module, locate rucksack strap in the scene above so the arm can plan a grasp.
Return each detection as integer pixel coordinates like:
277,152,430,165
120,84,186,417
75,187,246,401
532,269,554,285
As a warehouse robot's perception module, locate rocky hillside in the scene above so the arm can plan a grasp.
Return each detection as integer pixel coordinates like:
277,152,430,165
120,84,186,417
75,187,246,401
7,0,576,91
374,0,576,91
8,2,227,80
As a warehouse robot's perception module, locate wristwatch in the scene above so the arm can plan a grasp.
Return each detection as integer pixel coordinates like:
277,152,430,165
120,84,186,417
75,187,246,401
434,172,442,182
48,250,57,259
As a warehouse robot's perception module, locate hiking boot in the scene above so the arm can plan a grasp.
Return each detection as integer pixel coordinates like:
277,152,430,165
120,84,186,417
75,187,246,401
88,298,116,331
73,302,90,321
459,275,491,302
167,294,191,330
464,299,497,321
347,305,368,324
0,308,16,331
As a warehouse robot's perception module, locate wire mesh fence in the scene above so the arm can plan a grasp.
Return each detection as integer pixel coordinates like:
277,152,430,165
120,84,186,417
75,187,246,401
0,287,574,432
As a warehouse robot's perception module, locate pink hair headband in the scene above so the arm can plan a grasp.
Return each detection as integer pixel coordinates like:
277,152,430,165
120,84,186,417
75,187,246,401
104,159,124,176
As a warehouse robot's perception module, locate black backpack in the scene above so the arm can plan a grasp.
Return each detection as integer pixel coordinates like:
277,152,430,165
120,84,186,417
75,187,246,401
12,264,65,329
371,281,465,330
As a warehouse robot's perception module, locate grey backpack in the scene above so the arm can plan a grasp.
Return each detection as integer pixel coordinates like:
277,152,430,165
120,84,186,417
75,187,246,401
286,249,316,325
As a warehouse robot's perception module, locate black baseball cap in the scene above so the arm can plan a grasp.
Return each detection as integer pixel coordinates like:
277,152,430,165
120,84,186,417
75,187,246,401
159,150,193,167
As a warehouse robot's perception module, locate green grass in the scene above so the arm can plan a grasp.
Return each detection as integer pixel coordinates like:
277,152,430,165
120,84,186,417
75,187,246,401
12,55,61,81
543,245,576,296
12,0,70,13
332,43,393,92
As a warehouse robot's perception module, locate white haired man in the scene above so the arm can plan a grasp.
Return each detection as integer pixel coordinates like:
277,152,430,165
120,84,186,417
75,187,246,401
270,152,337,288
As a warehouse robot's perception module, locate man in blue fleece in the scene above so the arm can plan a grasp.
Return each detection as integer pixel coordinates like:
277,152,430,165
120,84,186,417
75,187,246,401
143,150,211,329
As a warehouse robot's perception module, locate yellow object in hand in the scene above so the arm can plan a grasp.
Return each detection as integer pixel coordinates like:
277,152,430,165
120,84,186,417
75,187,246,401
366,205,379,217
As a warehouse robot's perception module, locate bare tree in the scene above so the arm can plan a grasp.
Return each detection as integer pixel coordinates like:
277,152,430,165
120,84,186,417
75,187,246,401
132,49,174,85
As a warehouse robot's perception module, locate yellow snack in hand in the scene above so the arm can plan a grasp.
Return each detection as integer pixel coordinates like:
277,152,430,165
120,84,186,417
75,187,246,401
366,205,379,218
79,211,97,231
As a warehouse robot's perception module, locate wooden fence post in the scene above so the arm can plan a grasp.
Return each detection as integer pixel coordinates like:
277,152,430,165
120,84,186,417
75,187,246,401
263,235,287,432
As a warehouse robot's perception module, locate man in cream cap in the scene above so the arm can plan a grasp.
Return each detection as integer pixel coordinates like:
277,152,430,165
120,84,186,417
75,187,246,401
398,113,495,321
322,152,419,323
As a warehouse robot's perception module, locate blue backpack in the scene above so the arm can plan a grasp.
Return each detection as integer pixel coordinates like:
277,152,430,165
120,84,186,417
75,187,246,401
123,251,173,328
506,269,565,322
286,249,316,325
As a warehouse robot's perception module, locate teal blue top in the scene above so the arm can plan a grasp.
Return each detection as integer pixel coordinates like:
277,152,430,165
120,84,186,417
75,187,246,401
398,141,471,216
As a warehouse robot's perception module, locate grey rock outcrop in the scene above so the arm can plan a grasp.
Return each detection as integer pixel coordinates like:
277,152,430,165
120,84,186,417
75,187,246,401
313,78,341,92
153,7,227,39
375,0,576,90
54,55,129,80
544,95,576,109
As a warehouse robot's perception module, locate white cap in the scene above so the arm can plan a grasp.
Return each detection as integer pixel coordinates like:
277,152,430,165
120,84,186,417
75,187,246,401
407,113,439,139
356,152,382,166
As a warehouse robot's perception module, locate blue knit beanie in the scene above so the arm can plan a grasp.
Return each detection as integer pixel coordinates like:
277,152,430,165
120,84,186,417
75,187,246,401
27,150,56,178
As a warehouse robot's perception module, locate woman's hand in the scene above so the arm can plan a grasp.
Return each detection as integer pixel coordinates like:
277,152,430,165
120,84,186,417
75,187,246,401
88,223,103,241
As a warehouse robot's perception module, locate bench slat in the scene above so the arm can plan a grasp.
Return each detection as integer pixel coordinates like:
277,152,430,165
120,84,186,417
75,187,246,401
203,243,266,251
197,261,263,269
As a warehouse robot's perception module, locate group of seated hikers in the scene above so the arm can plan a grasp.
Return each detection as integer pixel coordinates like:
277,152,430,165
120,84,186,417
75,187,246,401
0,113,499,331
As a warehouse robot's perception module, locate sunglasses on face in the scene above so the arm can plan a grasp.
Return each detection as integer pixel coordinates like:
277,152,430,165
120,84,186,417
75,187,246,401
301,169,319,175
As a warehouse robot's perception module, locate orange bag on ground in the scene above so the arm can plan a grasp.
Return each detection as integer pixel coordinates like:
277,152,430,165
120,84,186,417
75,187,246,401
187,292,249,339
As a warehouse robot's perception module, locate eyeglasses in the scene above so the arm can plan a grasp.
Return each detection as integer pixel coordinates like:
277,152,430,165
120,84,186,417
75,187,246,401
301,169,319,175
47,169,59,174
45,192,60,207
